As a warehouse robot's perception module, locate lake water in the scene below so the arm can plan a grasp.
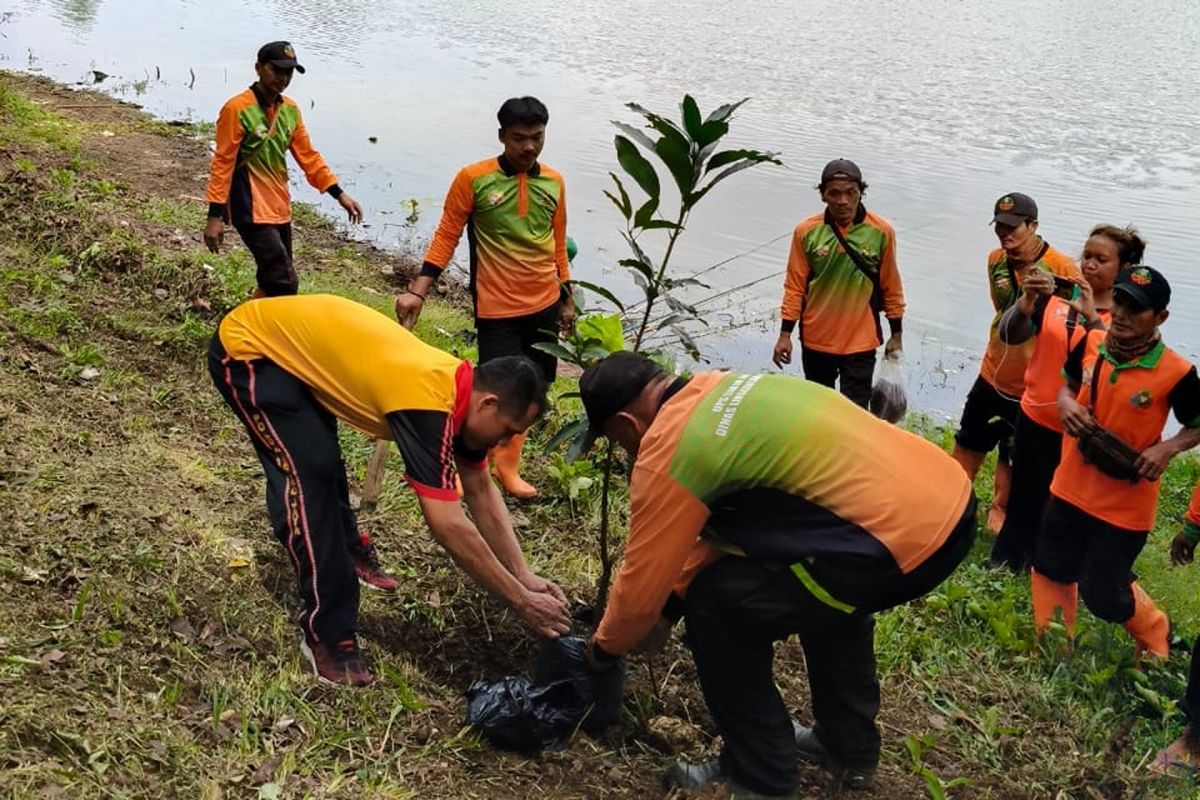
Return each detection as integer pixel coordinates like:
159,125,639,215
5,0,1200,418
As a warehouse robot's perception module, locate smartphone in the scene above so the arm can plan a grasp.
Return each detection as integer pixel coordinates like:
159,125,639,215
1052,275,1076,300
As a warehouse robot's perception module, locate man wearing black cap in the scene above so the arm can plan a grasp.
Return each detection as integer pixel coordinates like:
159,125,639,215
773,159,905,409
951,193,1080,533
1032,266,1200,661
204,41,363,296
578,351,976,798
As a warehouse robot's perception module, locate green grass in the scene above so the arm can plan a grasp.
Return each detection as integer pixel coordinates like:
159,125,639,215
6,68,1200,799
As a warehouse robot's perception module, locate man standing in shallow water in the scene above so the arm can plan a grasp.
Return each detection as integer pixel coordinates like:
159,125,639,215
203,41,363,296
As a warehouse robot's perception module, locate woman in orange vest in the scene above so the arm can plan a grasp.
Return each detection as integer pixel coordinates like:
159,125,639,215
989,225,1145,571
1031,267,1200,658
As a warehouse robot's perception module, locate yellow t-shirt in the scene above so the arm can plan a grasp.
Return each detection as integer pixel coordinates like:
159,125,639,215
218,294,482,499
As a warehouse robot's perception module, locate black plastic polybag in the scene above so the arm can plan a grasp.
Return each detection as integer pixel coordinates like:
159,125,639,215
465,676,584,751
533,636,626,732
465,636,627,751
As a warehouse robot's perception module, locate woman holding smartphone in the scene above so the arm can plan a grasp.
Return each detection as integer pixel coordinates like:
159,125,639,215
989,225,1146,573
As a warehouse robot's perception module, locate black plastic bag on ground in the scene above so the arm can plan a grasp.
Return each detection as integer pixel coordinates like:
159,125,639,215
533,635,626,732
465,676,584,751
464,636,627,752
870,354,908,423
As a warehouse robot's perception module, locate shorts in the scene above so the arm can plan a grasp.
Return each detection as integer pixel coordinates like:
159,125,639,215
955,375,1019,461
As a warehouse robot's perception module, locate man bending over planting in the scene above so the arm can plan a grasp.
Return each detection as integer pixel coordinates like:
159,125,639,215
209,294,569,686
578,352,976,798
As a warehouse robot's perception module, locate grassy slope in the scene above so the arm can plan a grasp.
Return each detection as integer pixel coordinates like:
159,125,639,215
1,71,1199,800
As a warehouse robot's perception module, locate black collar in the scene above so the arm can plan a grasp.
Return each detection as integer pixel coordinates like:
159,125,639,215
498,153,541,177
250,83,283,110
659,377,690,409
824,203,867,228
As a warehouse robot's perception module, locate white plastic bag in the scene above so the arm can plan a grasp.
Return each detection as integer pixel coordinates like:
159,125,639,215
870,354,908,423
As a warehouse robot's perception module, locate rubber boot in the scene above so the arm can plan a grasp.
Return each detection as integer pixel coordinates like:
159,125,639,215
1030,569,1077,638
951,445,986,481
1123,582,1169,660
987,458,1012,534
491,432,537,499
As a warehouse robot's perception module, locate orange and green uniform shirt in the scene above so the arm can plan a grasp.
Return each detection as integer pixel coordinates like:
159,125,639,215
1051,334,1200,531
1020,294,1111,432
206,85,341,227
979,243,1079,397
780,206,905,355
217,294,486,501
422,155,569,320
593,372,973,656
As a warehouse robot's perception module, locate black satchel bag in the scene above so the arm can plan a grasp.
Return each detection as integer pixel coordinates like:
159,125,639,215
826,211,884,343
1075,358,1142,483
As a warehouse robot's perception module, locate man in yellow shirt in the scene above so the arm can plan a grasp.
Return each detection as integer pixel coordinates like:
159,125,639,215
208,294,570,686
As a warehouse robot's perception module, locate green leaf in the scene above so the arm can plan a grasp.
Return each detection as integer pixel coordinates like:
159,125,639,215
627,102,688,142
705,148,760,172
671,325,702,361
621,232,656,274
567,279,626,313
543,417,589,454
681,95,703,140
531,341,579,363
618,258,654,281
670,277,711,289
611,121,658,153
703,97,750,125
580,344,613,362
615,135,660,200
633,197,659,228
694,151,782,202
655,134,696,196
640,219,682,231
576,313,625,353
608,172,632,218
696,119,729,147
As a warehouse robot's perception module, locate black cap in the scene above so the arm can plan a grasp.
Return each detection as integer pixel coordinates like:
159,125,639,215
1113,266,1171,312
820,158,863,187
578,352,666,451
257,41,306,74
991,192,1037,226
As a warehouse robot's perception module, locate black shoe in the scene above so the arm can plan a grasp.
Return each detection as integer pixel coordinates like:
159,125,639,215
662,759,795,799
793,722,876,791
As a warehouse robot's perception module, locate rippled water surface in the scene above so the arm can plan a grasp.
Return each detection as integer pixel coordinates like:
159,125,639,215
5,0,1200,415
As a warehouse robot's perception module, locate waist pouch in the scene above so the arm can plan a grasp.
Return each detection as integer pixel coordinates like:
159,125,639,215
1076,426,1142,483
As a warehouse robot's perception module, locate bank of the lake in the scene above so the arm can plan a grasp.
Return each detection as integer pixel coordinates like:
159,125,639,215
2,71,1200,800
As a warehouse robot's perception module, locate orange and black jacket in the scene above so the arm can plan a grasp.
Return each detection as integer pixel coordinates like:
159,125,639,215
420,155,569,320
206,84,342,227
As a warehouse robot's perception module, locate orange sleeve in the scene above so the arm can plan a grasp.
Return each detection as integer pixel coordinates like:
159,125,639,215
205,100,245,205
1186,480,1200,528
780,224,811,322
879,225,905,320
553,175,570,283
287,108,338,193
422,169,476,269
593,468,711,656
986,251,1004,312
